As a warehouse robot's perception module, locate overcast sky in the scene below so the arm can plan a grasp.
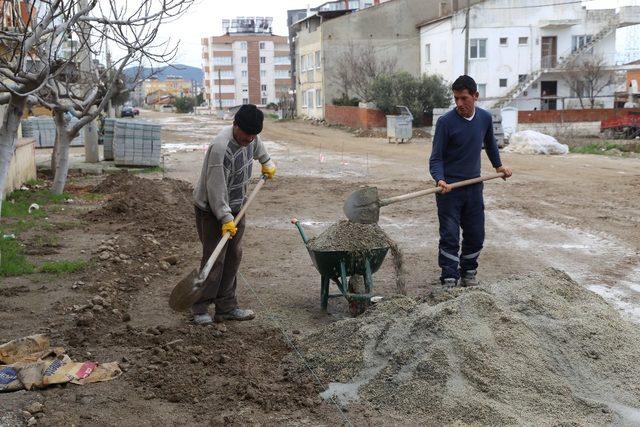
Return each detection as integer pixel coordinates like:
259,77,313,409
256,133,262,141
156,0,640,68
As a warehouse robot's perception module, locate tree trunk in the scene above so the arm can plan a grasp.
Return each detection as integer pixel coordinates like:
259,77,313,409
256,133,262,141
52,111,73,195
51,131,58,176
0,96,26,217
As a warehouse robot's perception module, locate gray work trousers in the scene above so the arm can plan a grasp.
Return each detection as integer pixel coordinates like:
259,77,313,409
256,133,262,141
192,206,245,315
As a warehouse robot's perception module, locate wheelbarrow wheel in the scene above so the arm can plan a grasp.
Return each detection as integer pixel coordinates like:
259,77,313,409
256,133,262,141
348,275,369,316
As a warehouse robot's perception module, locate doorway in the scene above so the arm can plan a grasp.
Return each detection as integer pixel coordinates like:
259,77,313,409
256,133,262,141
541,80,557,110
541,36,557,68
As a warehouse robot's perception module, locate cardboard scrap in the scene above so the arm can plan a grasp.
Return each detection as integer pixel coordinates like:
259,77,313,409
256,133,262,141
0,335,121,392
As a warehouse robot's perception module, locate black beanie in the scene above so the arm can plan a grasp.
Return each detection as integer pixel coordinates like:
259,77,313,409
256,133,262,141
234,104,264,135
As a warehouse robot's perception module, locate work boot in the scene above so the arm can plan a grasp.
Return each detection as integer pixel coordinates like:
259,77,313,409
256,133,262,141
215,308,255,322
460,270,479,287
193,313,213,325
442,278,459,288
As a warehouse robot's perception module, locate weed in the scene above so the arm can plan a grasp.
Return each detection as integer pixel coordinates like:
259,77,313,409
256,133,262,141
0,238,34,276
134,166,164,174
39,259,88,274
2,188,70,218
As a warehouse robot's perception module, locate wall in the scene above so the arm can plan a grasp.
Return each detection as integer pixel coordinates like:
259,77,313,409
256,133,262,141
4,138,36,197
519,108,640,123
325,105,386,129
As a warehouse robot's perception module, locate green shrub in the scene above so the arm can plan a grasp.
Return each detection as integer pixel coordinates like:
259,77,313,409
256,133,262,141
332,94,360,106
0,238,34,276
40,259,88,274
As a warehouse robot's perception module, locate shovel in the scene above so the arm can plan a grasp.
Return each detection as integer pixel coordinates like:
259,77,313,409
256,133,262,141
344,173,505,224
169,176,267,312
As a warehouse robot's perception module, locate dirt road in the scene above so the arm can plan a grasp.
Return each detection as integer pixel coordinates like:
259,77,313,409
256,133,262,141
3,111,639,425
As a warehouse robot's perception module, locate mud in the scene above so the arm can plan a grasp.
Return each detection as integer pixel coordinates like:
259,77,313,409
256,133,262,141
291,269,640,424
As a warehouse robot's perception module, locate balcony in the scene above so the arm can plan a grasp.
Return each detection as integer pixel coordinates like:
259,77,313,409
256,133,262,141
618,6,640,27
538,19,579,29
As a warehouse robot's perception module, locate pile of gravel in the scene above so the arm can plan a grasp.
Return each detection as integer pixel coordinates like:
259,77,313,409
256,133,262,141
291,269,640,424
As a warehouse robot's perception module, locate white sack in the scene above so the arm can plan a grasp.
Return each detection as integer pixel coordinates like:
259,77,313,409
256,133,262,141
505,130,569,155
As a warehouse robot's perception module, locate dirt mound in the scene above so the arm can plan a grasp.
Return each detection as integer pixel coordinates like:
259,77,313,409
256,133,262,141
120,323,320,415
290,269,640,424
84,171,195,241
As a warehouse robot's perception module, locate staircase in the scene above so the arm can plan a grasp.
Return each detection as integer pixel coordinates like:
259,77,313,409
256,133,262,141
491,17,620,109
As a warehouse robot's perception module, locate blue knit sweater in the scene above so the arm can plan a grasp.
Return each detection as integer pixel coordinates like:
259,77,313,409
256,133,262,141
429,108,502,184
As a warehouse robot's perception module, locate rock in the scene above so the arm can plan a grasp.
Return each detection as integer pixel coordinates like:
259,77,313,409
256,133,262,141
162,255,178,265
98,245,111,252
213,323,227,333
76,311,95,327
24,402,44,414
122,313,131,322
74,280,85,287
99,251,111,261
21,411,32,421
190,356,199,363
292,329,301,335
216,354,230,364
27,417,37,426
159,261,170,271
92,296,106,306
91,304,104,313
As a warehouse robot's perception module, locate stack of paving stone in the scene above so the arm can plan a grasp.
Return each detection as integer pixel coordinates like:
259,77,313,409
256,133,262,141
102,118,116,160
21,116,84,148
112,119,162,167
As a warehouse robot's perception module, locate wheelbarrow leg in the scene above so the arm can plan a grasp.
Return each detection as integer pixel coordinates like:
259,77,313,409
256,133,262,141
321,275,330,311
340,261,348,295
364,258,373,294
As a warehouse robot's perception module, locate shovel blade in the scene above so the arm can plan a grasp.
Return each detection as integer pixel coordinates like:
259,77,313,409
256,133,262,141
343,186,380,224
169,269,204,312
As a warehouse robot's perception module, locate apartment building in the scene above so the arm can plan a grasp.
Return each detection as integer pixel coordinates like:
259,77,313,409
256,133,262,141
419,1,640,110
201,17,291,109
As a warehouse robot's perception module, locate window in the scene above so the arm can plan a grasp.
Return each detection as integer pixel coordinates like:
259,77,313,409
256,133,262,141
316,89,322,107
307,90,314,108
499,78,507,87
499,37,507,46
261,84,267,91
240,41,247,49
275,69,290,78
242,98,248,104
477,84,486,98
216,70,234,78
307,53,314,70
315,51,321,69
241,56,247,64
260,56,266,64
518,37,528,45
259,42,266,49
241,70,247,77
260,70,266,78
572,35,593,52
300,55,306,70
212,56,232,65
424,43,431,65
261,97,267,104
274,56,290,65
469,39,486,59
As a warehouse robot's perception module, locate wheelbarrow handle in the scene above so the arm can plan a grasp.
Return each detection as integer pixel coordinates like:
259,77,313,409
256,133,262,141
379,173,505,207
291,218,309,244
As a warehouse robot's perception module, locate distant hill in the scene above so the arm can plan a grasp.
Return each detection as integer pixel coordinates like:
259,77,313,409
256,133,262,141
123,64,203,83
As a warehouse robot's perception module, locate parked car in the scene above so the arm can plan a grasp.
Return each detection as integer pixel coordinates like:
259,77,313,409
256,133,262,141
121,106,135,118
160,104,176,113
133,107,140,116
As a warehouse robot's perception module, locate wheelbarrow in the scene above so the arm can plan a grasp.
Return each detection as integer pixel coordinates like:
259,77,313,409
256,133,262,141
291,218,389,316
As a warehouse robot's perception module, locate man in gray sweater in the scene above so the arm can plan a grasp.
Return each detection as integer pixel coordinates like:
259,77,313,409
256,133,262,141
192,104,276,324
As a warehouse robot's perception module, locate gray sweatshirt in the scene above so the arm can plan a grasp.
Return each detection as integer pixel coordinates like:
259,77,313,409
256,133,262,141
193,125,272,223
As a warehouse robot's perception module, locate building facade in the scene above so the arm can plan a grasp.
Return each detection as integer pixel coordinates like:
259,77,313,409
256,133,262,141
201,17,291,109
419,1,640,110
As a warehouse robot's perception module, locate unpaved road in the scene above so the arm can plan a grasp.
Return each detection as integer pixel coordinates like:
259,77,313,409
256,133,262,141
3,110,639,425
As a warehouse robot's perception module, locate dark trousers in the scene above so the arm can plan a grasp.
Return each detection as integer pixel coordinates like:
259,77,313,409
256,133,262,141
435,183,485,280
192,206,245,315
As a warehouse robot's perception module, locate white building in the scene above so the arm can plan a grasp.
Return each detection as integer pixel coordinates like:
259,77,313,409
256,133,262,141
419,1,640,110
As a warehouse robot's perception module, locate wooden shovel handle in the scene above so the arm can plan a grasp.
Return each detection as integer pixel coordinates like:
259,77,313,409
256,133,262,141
379,173,504,207
198,176,267,281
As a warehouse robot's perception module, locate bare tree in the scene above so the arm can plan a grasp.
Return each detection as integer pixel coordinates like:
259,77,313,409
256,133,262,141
562,55,616,109
331,42,396,102
0,0,193,209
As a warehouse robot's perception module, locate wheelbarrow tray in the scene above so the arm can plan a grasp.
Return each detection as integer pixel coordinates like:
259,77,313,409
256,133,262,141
306,246,389,278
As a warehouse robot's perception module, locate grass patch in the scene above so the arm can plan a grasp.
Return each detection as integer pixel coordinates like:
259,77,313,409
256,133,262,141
570,142,621,155
2,188,71,218
39,259,88,274
0,238,35,276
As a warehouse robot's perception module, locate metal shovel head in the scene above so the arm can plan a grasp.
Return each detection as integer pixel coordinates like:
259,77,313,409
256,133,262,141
169,269,205,312
343,186,381,224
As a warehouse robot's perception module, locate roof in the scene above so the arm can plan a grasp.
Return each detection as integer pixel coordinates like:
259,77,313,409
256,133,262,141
290,9,352,28
416,14,452,29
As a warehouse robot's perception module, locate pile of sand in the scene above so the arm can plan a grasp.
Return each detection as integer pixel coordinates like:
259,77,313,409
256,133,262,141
292,269,640,424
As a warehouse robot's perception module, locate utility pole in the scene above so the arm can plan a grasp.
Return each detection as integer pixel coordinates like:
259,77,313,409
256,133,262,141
464,0,470,76
78,0,99,162
217,68,222,110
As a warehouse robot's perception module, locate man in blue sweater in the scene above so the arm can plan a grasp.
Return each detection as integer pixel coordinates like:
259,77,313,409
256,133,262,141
429,75,512,287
